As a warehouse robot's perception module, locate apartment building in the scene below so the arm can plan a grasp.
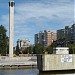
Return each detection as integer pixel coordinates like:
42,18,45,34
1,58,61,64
35,30,57,47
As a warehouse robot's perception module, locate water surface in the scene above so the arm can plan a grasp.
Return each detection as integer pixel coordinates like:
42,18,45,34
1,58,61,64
0,69,75,75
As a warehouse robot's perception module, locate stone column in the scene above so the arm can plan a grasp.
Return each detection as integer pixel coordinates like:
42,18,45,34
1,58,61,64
9,1,15,57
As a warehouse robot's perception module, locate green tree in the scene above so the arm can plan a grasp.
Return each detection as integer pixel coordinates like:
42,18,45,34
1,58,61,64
33,44,44,54
22,47,28,54
68,44,75,54
46,45,53,54
51,41,57,47
0,25,8,56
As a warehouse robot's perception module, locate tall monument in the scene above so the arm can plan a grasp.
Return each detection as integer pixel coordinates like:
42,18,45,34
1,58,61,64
9,0,15,57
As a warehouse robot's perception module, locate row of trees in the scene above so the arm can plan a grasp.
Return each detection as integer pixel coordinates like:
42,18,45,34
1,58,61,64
33,42,57,54
15,41,57,55
0,24,75,55
15,44,33,55
32,40,75,54
15,37,75,54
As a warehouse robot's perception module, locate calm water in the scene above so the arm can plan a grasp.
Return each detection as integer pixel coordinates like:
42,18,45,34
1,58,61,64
0,69,75,75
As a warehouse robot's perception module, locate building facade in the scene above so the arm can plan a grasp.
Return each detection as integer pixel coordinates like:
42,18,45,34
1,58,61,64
57,29,65,40
71,24,75,43
57,23,75,44
35,30,57,47
65,26,71,42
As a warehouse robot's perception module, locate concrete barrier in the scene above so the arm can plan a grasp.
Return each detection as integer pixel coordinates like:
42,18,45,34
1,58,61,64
37,54,75,71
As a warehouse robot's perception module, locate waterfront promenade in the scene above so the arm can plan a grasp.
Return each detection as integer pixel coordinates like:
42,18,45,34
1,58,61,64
0,56,37,67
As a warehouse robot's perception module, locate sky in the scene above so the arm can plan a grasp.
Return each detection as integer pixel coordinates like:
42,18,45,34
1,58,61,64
0,0,74,46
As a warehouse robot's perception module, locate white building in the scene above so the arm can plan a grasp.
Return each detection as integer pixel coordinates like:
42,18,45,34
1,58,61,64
17,38,31,49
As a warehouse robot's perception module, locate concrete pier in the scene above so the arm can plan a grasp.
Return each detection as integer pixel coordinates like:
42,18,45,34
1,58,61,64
37,54,75,71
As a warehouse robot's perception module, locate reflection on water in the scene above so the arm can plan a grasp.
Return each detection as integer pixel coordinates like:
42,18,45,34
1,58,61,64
0,69,75,75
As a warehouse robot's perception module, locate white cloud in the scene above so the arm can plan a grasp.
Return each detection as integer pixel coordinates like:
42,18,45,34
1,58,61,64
14,0,73,25
1,0,74,45
1,0,74,27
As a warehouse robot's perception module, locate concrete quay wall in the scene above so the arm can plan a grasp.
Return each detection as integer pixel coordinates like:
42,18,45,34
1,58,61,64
0,65,37,69
0,56,37,66
37,54,75,71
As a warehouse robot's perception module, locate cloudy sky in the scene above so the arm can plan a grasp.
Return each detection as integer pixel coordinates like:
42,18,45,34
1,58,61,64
0,0,74,46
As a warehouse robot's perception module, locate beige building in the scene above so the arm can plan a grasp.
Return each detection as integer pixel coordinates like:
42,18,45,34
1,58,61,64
53,32,57,41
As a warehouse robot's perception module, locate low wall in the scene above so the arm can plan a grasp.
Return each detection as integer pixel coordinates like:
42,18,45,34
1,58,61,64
37,54,75,71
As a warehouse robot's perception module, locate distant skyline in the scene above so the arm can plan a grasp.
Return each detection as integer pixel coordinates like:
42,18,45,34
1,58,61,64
0,0,74,46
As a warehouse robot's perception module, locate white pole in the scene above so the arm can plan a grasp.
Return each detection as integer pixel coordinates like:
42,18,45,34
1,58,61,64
9,1,15,57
